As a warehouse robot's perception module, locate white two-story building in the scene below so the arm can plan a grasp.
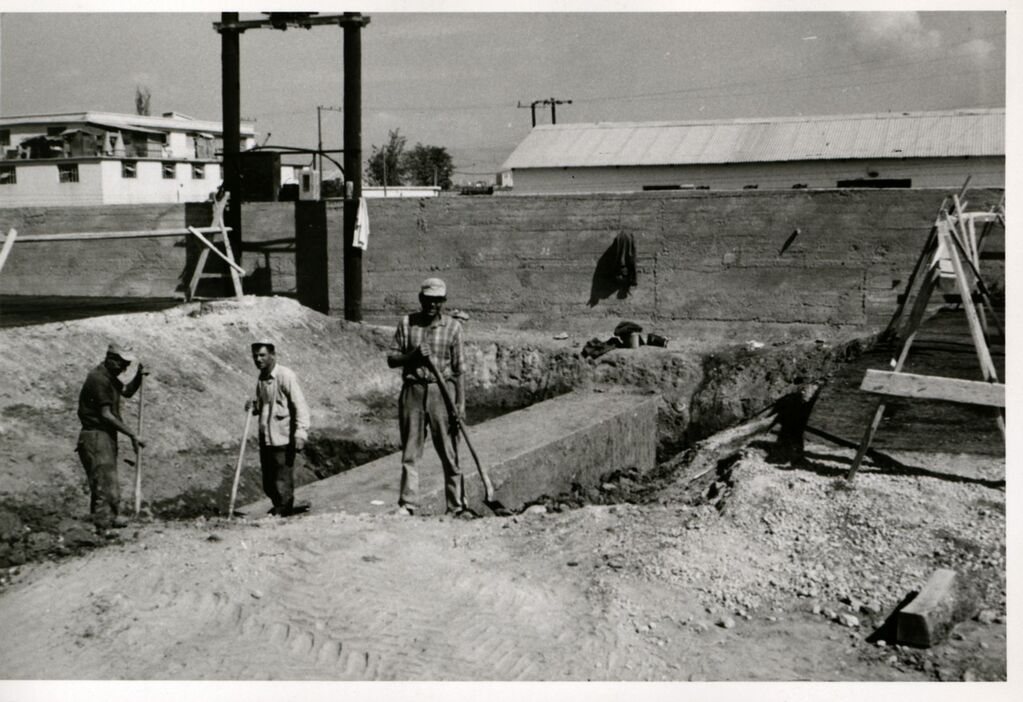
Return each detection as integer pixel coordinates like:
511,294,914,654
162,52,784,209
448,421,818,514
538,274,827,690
0,111,257,207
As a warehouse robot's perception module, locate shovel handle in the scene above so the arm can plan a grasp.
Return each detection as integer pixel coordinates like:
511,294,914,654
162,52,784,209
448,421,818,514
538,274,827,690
133,376,145,516
420,354,496,500
228,409,254,520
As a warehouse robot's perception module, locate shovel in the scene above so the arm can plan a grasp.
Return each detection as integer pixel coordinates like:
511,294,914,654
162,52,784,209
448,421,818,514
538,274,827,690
421,353,512,517
228,407,254,520
133,370,149,517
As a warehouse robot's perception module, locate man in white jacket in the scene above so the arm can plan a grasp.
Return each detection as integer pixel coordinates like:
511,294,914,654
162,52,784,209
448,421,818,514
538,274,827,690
248,341,311,516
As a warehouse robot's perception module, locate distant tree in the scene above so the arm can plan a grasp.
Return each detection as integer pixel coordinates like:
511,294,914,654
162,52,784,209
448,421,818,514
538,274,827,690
403,143,454,190
135,85,152,116
366,129,407,186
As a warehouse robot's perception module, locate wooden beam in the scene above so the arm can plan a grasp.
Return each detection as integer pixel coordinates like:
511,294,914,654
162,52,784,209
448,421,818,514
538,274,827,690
187,227,245,274
0,228,18,275
16,227,229,243
861,369,1004,408
896,569,959,647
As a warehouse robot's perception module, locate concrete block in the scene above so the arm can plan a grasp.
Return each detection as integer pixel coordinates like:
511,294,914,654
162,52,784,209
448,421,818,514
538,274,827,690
896,568,959,647
241,389,658,517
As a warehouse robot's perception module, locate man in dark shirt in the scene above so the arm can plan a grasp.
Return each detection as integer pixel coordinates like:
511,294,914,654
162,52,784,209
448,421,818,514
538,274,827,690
386,278,468,517
76,343,145,530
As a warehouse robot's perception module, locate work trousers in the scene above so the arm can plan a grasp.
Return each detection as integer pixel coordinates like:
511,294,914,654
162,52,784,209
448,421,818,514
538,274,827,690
398,380,463,512
76,429,120,528
259,442,296,514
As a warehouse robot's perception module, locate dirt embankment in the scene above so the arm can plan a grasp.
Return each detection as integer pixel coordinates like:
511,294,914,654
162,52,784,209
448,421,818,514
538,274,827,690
0,297,858,568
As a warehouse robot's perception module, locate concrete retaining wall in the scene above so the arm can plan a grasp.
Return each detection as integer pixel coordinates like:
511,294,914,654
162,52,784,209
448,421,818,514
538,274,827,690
1,189,1003,332
353,189,1004,331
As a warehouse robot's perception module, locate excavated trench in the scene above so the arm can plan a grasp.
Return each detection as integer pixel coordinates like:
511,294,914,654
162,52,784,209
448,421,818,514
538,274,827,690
0,331,867,570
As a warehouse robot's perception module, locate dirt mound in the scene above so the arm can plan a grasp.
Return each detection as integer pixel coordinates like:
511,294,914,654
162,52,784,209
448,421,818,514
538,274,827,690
1,297,858,568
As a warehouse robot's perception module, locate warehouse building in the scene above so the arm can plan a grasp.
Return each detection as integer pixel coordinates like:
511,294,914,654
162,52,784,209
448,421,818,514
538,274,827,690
500,108,1003,194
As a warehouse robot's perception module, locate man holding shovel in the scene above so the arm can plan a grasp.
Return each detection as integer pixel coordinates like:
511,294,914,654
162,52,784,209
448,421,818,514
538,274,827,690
248,341,310,517
386,278,471,518
76,343,145,533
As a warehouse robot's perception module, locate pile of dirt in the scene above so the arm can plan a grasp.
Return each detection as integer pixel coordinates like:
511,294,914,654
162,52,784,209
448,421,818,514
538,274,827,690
0,296,857,568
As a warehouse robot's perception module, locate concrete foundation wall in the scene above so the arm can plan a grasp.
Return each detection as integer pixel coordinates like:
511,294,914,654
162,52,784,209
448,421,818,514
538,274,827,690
1,189,1004,333
354,189,1004,330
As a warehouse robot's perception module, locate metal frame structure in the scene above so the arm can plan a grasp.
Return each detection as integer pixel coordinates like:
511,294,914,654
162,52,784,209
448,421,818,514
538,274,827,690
214,12,370,321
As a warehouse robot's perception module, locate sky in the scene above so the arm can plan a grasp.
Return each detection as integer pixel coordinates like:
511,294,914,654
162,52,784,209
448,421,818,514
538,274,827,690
0,3,1009,183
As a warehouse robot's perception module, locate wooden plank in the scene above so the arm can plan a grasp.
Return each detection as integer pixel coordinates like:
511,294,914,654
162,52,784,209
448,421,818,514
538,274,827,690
187,227,245,274
939,224,998,382
847,267,938,480
896,569,959,647
16,226,229,243
860,370,1004,408
187,248,211,302
0,228,17,276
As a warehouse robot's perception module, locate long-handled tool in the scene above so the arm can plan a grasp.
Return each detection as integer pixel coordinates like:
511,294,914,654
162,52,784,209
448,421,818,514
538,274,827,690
228,408,255,520
133,371,148,517
421,354,512,516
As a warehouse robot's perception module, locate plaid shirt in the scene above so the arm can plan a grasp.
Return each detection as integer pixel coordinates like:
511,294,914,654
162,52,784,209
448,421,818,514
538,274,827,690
393,312,464,383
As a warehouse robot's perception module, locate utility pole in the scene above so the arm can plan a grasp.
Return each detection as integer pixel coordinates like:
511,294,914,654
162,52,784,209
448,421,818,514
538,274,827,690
220,12,242,263
518,97,571,126
546,97,572,125
342,13,364,322
517,100,542,128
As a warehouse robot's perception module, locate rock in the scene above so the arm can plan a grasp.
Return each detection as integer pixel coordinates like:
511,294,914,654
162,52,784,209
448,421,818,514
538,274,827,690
875,639,886,647
811,604,822,615
962,669,978,682
251,590,263,599
524,505,547,515
693,622,709,634
837,613,860,628
717,616,736,629
860,601,881,615
975,609,997,624
0,509,24,542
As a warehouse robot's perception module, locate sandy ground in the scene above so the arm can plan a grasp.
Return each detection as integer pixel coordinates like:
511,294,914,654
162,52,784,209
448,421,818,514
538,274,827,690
0,439,1004,682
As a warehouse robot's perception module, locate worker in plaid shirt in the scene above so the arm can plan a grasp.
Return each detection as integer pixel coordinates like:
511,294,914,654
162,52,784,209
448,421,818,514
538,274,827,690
386,277,469,517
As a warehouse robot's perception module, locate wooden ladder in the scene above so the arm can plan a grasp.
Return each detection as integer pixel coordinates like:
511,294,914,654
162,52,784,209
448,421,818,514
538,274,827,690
846,192,1005,480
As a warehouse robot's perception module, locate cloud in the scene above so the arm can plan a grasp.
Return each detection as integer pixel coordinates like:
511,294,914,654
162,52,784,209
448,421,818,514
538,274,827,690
843,12,941,59
952,37,998,69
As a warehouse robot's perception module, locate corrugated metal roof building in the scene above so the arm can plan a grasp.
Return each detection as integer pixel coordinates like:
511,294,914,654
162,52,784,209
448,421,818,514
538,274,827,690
500,108,1004,193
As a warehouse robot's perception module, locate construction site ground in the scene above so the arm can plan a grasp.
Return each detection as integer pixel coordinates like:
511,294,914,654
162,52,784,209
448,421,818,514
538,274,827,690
0,296,1008,687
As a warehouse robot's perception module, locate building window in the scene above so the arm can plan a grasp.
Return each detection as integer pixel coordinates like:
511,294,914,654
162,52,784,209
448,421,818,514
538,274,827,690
122,160,137,179
836,178,911,189
47,126,65,137
0,166,15,185
58,164,79,183
0,129,9,147
162,162,176,179
191,163,206,179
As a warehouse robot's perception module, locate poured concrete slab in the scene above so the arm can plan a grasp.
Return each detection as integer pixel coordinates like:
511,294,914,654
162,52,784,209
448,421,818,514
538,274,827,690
241,388,658,517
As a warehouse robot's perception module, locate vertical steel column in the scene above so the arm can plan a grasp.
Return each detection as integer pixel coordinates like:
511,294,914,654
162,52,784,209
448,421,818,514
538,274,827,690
221,12,242,261
342,14,363,321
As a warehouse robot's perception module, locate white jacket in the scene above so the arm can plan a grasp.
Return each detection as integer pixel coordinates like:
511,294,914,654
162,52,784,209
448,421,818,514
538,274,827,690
254,364,310,447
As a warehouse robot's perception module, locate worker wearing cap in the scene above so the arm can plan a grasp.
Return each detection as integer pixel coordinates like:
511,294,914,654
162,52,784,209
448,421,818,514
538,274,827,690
386,278,467,516
248,341,310,517
76,343,145,531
